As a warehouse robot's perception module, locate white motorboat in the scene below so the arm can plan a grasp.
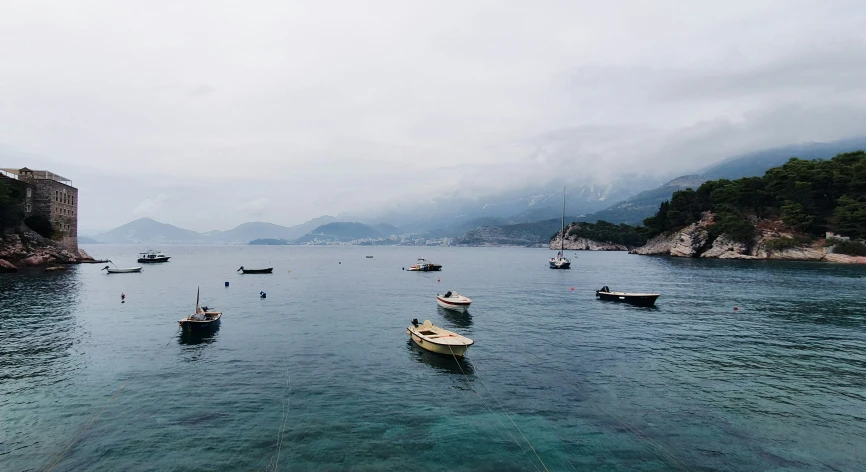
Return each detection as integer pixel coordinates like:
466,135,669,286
102,266,142,274
407,258,442,271
436,291,472,312
407,319,473,357
138,249,170,263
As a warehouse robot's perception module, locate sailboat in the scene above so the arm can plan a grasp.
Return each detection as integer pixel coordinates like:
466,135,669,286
549,188,571,269
178,287,222,331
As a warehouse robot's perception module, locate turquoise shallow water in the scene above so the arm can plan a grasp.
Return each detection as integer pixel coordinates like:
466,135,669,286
2,246,866,471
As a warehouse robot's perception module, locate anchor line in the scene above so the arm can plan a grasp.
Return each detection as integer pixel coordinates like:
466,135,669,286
519,348,690,471
266,345,292,472
40,373,136,472
446,344,543,472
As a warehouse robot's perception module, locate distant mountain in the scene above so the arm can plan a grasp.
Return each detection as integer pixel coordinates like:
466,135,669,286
93,217,206,244
701,138,866,179
295,222,385,243
584,175,708,225
455,217,583,247
78,236,103,244
206,216,338,244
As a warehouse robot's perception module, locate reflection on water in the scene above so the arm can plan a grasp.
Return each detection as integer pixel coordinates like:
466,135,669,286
0,269,82,395
438,306,473,328
406,340,475,375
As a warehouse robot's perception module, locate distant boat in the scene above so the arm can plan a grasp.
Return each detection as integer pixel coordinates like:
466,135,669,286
407,258,442,271
138,250,170,263
366,255,374,258
237,266,273,274
102,266,142,274
436,291,472,312
596,286,660,307
550,187,571,270
407,319,473,357
178,287,222,331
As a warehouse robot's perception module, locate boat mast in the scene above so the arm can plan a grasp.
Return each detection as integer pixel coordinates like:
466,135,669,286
195,287,201,314
560,187,566,256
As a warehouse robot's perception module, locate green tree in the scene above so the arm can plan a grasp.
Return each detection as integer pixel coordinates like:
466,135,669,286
834,196,866,239
780,201,814,233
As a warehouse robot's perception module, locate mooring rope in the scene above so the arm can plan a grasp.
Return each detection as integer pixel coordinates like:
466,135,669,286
42,327,186,471
39,373,135,472
445,344,543,472
266,344,292,472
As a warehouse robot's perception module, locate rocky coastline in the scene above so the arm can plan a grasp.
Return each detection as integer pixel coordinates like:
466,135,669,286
630,212,866,264
549,234,629,251
0,226,95,272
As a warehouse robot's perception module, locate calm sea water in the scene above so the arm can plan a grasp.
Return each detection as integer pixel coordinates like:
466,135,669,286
2,245,866,471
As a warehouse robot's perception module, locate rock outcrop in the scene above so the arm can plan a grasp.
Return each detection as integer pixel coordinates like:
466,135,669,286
0,226,93,271
549,234,628,251
630,213,866,263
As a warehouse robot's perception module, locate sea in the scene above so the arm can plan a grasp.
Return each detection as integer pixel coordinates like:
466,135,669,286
1,245,865,471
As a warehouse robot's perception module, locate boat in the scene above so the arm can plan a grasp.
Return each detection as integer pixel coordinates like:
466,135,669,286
237,266,273,274
178,288,222,331
366,255,374,258
102,266,142,274
137,250,171,263
596,286,660,307
436,291,472,312
550,187,571,270
406,319,473,357
407,258,442,271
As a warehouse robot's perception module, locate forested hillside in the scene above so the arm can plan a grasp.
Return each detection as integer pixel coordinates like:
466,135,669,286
642,151,866,244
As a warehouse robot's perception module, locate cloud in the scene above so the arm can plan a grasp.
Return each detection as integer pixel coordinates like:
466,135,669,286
236,197,269,215
2,1,865,229
133,193,167,215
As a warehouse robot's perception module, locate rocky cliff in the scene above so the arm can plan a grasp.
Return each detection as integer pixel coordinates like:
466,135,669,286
549,234,629,251
0,226,94,272
630,213,866,263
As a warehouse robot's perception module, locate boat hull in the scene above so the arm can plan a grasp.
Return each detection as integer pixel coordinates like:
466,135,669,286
408,265,442,272
596,292,659,307
408,333,470,357
436,297,471,312
239,268,273,274
179,313,222,331
549,260,571,269
106,268,142,273
138,257,170,263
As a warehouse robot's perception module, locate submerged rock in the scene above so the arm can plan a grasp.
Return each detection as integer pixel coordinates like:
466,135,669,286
0,259,17,273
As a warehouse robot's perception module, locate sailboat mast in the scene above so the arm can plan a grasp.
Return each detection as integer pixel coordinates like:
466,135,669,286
560,187,566,254
196,287,200,313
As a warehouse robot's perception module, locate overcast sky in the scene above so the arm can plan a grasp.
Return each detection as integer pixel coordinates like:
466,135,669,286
2,1,865,232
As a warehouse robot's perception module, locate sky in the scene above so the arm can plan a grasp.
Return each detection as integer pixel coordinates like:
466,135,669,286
1,0,866,232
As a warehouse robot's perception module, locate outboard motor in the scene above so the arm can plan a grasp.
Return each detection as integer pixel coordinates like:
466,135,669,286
411,318,419,327
444,291,452,298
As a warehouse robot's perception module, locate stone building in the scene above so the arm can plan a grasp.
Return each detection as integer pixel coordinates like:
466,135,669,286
0,167,79,251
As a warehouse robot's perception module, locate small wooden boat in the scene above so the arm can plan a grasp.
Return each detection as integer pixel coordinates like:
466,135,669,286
179,288,222,331
102,266,142,274
436,291,472,312
596,286,660,307
237,266,273,274
138,250,171,263
366,255,374,258
407,258,442,271
407,319,473,357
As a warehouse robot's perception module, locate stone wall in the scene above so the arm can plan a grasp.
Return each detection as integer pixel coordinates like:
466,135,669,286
28,178,78,251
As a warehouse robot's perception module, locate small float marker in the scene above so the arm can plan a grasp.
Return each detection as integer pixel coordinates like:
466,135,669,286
260,291,267,299
571,287,575,291
225,281,229,287
733,306,739,311
121,293,125,303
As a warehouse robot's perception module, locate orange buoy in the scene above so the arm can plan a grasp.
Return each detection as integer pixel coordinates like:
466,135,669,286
733,306,739,311
121,293,125,300
570,287,575,291
437,278,440,282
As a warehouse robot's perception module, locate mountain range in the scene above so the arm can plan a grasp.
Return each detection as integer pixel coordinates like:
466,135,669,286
81,138,866,246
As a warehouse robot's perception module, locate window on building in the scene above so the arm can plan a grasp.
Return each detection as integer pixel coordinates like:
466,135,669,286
26,188,32,198
26,204,31,213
